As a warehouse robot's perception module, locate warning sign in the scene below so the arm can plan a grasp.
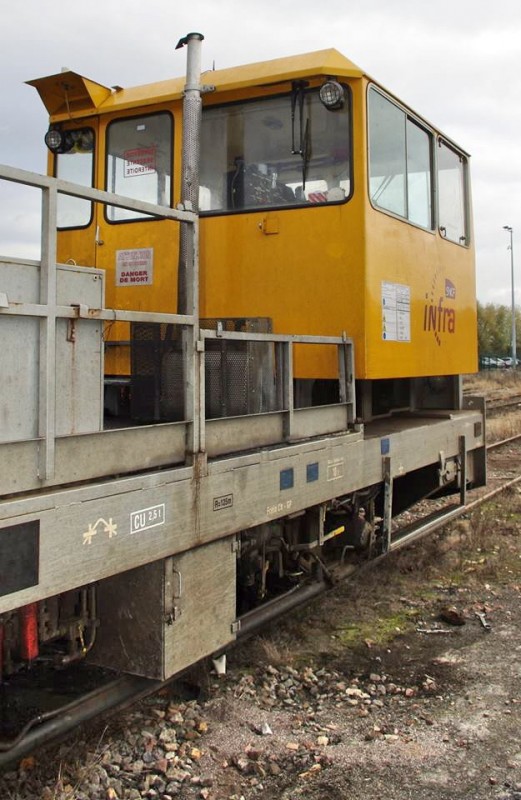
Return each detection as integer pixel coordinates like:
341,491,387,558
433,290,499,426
124,147,157,178
382,281,410,342
116,248,153,286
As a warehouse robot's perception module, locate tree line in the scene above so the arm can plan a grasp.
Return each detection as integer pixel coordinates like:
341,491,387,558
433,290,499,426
477,301,520,357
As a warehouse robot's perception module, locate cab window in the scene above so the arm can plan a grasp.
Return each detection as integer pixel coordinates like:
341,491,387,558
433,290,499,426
105,113,173,222
368,87,433,230
55,128,95,229
437,140,468,245
200,86,351,213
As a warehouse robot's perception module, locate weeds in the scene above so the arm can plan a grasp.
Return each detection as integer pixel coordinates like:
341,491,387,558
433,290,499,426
487,411,521,441
254,635,296,668
464,370,521,395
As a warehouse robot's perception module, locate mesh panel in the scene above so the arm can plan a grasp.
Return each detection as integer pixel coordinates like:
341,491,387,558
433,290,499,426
204,343,250,418
130,323,184,422
130,318,276,422
201,318,275,419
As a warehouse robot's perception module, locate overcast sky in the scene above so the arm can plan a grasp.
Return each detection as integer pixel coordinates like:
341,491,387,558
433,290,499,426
1,0,520,306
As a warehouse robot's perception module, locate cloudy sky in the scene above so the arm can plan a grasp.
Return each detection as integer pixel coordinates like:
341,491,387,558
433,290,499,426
1,0,520,305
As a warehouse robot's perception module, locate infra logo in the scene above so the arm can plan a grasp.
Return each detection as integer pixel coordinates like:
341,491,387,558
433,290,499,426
423,275,456,346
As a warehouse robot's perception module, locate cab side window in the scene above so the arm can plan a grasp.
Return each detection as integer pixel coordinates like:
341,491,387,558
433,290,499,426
437,140,468,245
105,113,173,222
368,87,433,231
55,128,95,229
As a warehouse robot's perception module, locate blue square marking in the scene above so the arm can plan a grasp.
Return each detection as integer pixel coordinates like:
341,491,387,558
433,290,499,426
306,462,319,483
380,438,390,455
280,468,294,490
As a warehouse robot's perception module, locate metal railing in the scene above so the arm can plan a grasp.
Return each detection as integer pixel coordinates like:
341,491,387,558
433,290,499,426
0,164,198,481
0,164,356,492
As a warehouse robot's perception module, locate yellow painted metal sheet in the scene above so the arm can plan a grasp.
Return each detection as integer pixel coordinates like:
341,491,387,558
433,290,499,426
27,71,112,116
363,207,477,378
43,54,476,382
33,49,363,120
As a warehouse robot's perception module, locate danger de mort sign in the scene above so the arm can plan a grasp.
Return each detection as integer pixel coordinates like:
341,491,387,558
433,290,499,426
116,248,153,286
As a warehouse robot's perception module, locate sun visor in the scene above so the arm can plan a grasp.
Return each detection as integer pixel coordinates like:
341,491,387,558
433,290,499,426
26,71,112,118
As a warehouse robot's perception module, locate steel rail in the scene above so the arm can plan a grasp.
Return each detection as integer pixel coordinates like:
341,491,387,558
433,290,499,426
0,675,161,768
487,431,521,451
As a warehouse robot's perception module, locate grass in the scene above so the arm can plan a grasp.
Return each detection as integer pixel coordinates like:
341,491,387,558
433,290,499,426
464,369,521,395
254,635,296,668
334,608,420,648
464,370,521,441
487,410,521,441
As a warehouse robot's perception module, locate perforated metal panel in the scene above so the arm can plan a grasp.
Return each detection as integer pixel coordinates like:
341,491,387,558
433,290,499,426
130,323,185,422
202,318,275,418
130,318,276,422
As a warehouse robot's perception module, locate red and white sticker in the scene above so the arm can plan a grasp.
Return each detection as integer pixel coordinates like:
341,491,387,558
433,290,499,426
116,248,153,286
124,147,157,178
307,191,328,203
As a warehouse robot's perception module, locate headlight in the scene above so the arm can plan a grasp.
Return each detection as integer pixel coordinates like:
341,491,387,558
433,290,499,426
44,127,94,154
44,127,73,154
319,80,345,111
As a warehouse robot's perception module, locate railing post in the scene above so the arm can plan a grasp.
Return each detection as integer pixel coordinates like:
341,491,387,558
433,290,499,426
39,183,58,481
338,336,356,428
176,33,205,465
197,335,206,456
382,455,393,553
282,341,294,440
459,434,467,505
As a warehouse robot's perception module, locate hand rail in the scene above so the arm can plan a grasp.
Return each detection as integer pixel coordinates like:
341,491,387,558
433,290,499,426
0,164,356,488
0,164,198,481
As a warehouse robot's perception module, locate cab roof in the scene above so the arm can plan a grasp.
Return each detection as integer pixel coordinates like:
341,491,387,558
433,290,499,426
27,48,365,120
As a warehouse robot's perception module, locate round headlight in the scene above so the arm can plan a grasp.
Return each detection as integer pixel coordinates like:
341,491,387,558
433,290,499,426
44,128,64,153
44,128,75,154
319,80,345,111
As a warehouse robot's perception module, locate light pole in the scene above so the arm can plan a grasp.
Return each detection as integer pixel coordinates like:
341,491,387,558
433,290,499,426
503,225,516,368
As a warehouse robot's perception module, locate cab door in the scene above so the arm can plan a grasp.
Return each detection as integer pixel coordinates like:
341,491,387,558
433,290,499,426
94,109,178,376
55,122,98,269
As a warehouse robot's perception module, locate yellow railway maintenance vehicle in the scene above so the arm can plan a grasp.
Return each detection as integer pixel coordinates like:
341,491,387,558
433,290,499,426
0,34,485,759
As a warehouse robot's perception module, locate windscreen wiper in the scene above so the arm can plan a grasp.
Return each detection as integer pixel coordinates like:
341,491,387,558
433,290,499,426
301,118,311,190
291,81,311,189
291,80,308,155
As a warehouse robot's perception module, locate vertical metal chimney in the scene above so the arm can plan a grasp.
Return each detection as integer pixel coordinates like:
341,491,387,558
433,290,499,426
175,32,204,317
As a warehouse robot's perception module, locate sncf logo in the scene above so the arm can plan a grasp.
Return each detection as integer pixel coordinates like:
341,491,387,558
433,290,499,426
423,277,456,346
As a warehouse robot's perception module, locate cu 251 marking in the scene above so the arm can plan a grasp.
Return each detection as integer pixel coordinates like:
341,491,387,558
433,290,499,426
130,503,166,535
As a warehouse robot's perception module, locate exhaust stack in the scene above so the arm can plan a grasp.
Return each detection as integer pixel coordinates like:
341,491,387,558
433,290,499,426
175,32,204,317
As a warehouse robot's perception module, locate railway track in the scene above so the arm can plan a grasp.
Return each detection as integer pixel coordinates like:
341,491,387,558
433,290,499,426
480,394,521,417
1,432,520,770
